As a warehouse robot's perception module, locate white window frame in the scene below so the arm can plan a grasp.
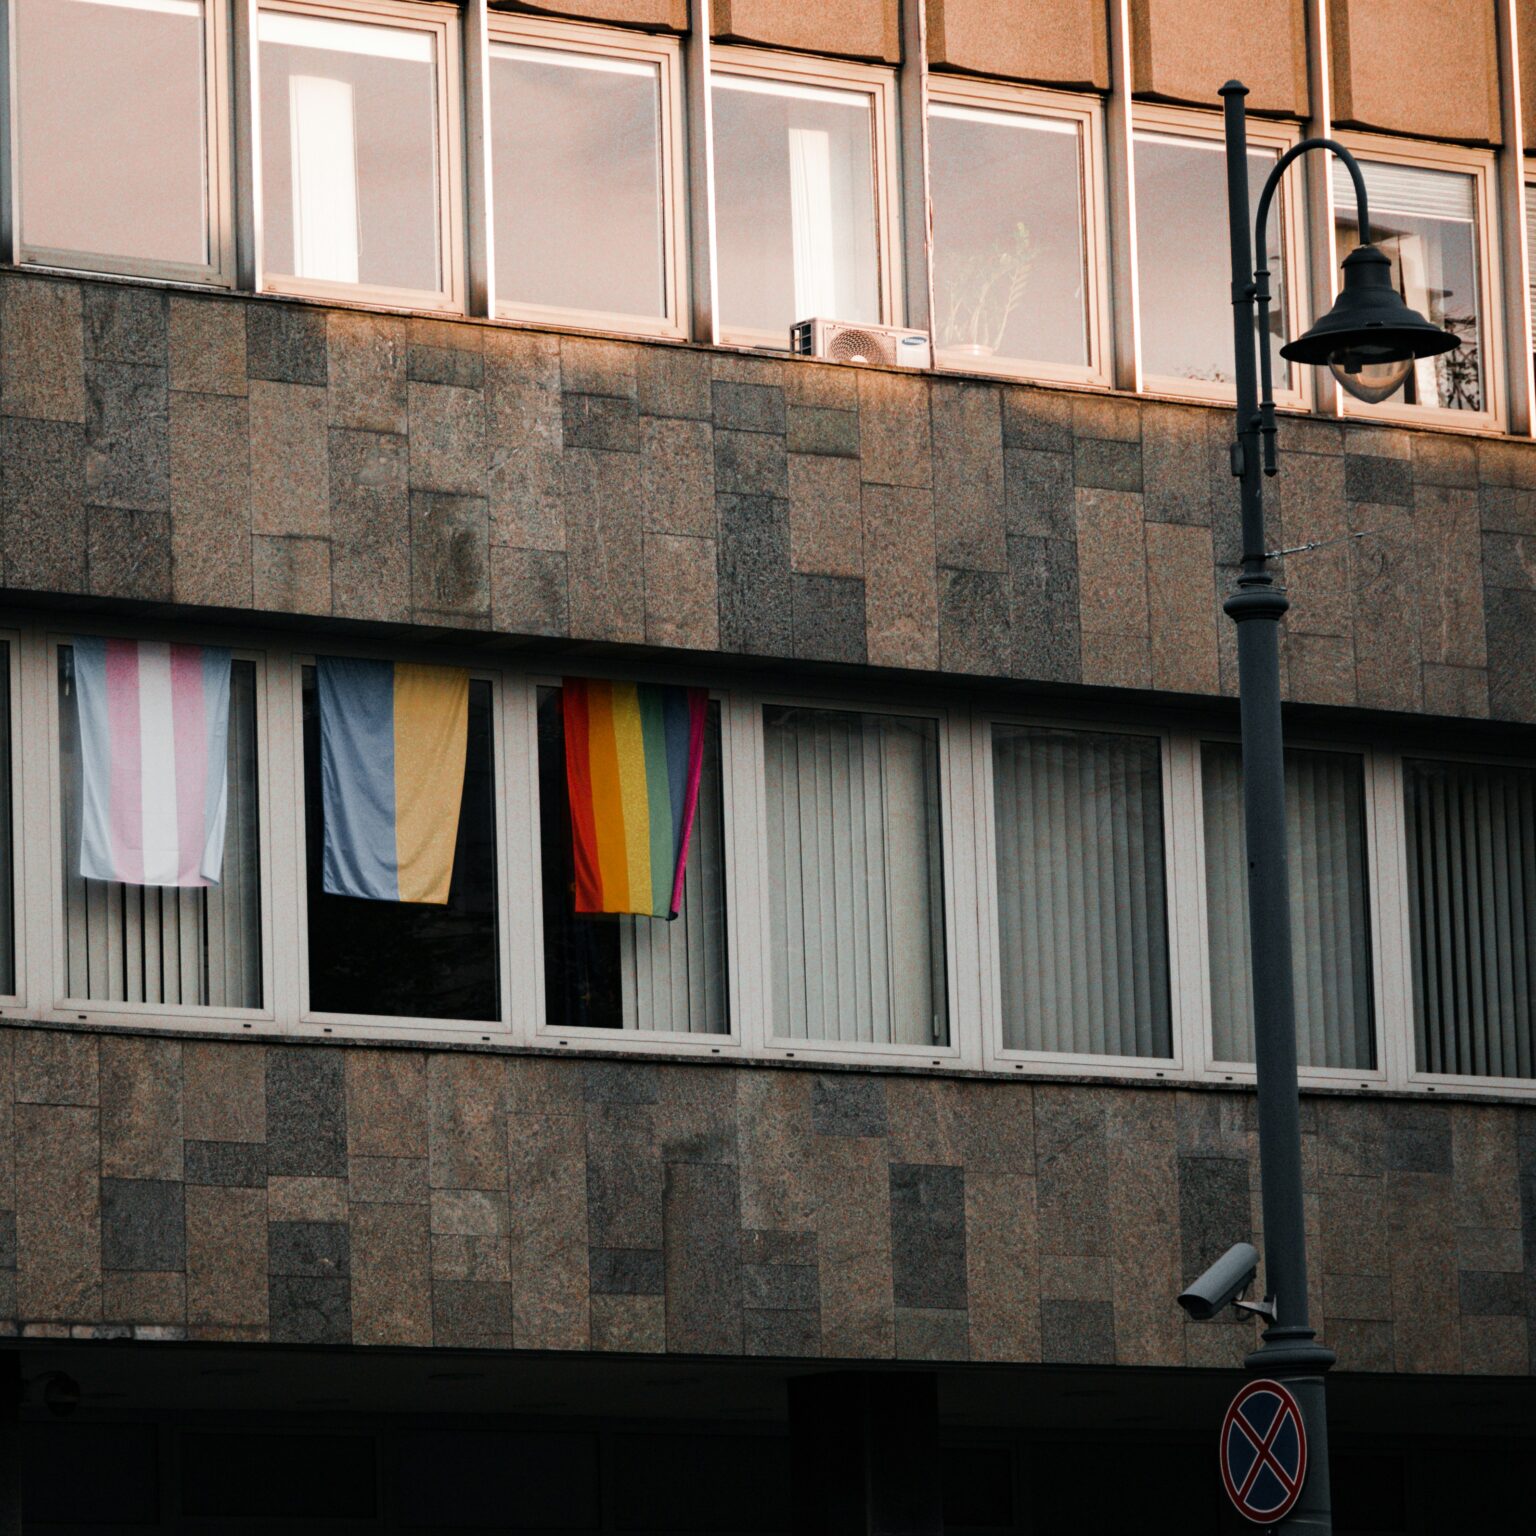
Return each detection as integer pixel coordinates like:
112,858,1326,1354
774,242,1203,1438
1332,131,1504,433
514,670,746,1059
1186,732,1392,1093
975,712,1191,1080
484,14,687,341
286,646,514,1044
3,0,237,285
926,77,1112,390
40,625,275,1029
710,45,902,352
747,689,978,1070
0,629,24,1010
1132,104,1310,410
249,0,466,313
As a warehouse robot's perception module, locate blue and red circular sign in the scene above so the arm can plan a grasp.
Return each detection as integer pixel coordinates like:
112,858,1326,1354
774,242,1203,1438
1220,1378,1308,1525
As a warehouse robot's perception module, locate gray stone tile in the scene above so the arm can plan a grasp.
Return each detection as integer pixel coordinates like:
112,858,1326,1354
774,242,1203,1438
718,493,792,655
1,418,86,590
170,298,247,397
561,336,637,398
787,405,859,458
932,381,1006,571
742,1262,818,1311
409,382,487,496
247,304,328,385
409,343,484,389
1008,535,1080,685
85,285,167,367
1478,484,1536,536
101,1179,185,1272
1035,1095,1108,1259
744,1306,821,1356
253,534,331,615
329,428,410,622
1345,453,1412,505
940,566,1010,675
590,1247,665,1296
184,1141,267,1189
1387,1105,1453,1175
88,507,171,601
410,491,490,620
563,393,639,453
664,1161,742,1353
1459,1269,1524,1317
1074,436,1142,493
1004,448,1074,540
328,310,407,433
271,1274,351,1345
890,1164,967,1311
858,370,931,488
741,1229,817,1267
812,1077,887,1138
1483,532,1536,591
712,380,786,434
170,391,252,607
1001,387,1072,452
1177,1156,1251,1287
1486,588,1536,721
637,344,711,419
1040,1298,1115,1364
715,427,789,497
641,416,715,537
0,1212,15,1271
492,545,569,638
585,1103,661,1250
791,572,867,663
584,1062,660,1104
895,1306,970,1361
266,1051,347,1179
85,361,169,511
432,1277,511,1348
563,448,645,643
269,1221,350,1280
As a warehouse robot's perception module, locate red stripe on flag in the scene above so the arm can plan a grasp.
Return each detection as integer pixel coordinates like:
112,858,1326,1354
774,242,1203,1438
563,681,604,912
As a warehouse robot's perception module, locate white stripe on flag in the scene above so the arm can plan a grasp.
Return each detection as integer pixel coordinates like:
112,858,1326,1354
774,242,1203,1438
137,643,180,884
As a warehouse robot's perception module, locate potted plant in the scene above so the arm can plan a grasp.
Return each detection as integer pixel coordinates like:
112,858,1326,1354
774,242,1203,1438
938,221,1037,359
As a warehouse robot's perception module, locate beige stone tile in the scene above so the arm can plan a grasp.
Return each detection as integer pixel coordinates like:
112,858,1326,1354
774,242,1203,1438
327,310,407,434
509,1109,590,1352
1146,521,1218,694
183,1042,265,1144
100,1036,182,1181
170,391,253,608
644,532,719,650
252,534,332,614
267,1176,347,1223
103,1271,186,1325
966,1170,1039,1363
427,1054,507,1192
590,1293,665,1353
813,1137,893,1359
857,369,931,489
1,277,86,422
169,298,247,397
862,483,938,668
14,1031,98,1107
186,1185,268,1328
345,1051,428,1158
249,380,328,536
15,1104,100,1322
789,453,863,577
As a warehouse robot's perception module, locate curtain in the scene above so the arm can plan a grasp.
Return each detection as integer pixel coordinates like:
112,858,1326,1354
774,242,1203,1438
763,706,947,1047
1203,742,1373,1069
1404,758,1535,1079
59,649,262,1008
993,725,1171,1057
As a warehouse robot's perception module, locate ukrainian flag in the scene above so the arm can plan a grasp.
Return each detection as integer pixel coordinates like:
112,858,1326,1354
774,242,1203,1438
319,656,470,905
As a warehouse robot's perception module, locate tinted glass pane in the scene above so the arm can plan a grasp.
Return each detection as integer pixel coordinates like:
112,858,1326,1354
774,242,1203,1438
303,669,499,1021
1136,132,1287,388
259,8,441,292
492,44,667,320
930,104,1089,369
17,0,209,265
538,688,728,1034
713,74,879,338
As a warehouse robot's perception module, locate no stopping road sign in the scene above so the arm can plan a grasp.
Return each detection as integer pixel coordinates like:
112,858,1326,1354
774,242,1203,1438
1220,1378,1308,1525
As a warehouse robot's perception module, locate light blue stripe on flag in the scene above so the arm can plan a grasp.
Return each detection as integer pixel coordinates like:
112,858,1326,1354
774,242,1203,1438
72,637,115,881
319,656,400,901
199,648,232,883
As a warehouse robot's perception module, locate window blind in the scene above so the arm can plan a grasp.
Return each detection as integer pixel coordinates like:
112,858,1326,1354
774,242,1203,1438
763,706,947,1047
1332,158,1476,223
1404,758,1535,1079
58,651,262,1008
1202,742,1374,1069
992,725,1171,1057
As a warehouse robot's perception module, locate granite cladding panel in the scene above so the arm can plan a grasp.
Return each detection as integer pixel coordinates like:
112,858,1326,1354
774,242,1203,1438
0,272,1530,719
0,1026,1530,1373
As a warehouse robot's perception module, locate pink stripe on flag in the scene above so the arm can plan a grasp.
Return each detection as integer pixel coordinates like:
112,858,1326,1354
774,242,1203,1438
668,690,708,917
104,638,144,886
170,645,209,885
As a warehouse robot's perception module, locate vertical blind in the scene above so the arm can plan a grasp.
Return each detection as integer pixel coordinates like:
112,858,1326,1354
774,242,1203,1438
1202,742,1374,1069
993,725,1171,1057
763,706,947,1046
1404,758,1535,1079
58,649,262,1009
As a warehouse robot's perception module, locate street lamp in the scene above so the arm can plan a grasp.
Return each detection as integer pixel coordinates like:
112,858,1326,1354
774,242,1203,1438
1216,80,1457,1536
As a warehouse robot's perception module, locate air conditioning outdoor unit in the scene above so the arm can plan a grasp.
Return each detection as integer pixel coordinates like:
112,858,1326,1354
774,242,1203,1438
791,318,932,369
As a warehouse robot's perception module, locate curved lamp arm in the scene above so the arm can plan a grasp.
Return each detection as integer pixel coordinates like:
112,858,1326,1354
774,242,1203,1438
1252,139,1372,473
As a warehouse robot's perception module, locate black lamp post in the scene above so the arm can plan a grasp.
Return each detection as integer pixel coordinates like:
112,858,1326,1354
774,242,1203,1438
1217,80,1458,1535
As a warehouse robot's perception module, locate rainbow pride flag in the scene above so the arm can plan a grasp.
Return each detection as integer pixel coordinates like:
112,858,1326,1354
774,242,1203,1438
319,657,469,905
73,637,232,887
562,679,707,919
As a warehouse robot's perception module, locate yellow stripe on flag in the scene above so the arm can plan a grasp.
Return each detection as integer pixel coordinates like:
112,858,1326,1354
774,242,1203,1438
586,682,631,911
392,663,469,904
609,682,653,911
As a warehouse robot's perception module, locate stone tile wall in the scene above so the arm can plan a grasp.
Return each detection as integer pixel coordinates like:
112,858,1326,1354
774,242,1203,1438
1,1026,1531,1376
1,272,1532,723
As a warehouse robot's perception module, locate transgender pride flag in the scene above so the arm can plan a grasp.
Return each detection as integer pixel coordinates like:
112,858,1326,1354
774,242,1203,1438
73,638,233,888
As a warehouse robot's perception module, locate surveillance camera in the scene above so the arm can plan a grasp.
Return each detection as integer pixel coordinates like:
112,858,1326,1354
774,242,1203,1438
1177,1242,1261,1321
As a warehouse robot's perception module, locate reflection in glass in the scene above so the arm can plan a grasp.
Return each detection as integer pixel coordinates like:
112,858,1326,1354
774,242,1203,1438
16,0,210,266
1202,742,1374,1070
763,707,947,1046
929,103,1090,370
1136,131,1288,388
1335,159,1483,411
492,44,667,321
303,671,499,1021
712,74,879,339
259,8,442,293
992,726,1171,1057
59,649,262,1008
537,689,728,1034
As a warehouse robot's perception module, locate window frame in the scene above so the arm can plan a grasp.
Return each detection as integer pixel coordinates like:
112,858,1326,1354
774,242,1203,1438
1131,103,1310,410
517,671,747,1059
1332,131,1504,433
287,645,514,1043
975,711,1190,1079
41,625,275,1028
249,0,466,313
484,13,687,342
709,44,902,352
0,629,23,1010
926,76,1112,390
747,689,975,1069
4,0,237,286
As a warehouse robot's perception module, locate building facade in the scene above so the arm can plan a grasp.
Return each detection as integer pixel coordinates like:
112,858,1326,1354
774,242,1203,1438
0,0,1533,1531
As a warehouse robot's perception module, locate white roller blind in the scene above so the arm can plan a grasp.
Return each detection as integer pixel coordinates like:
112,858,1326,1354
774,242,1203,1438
1202,742,1373,1069
59,650,262,1008
764,707,947,1047
1404,758,1536,1080
1333,158,1475,223
992,726,1172,1058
